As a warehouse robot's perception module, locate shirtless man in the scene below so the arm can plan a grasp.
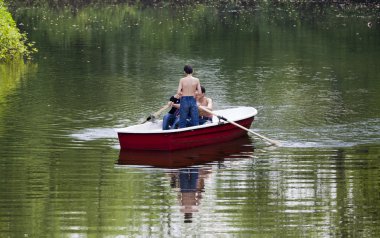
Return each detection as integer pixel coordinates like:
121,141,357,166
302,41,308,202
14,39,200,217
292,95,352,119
196,86,213,125
177,65,202,128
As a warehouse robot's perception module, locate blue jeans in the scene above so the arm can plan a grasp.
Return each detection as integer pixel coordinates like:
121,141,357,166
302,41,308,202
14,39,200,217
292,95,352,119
179,96,199,128
171,117,180,129
162,113,176,130
179,168,199,192
199,116,212,125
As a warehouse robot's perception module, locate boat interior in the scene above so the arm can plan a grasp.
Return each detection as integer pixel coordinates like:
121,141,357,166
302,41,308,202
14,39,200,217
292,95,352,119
117,107,257,133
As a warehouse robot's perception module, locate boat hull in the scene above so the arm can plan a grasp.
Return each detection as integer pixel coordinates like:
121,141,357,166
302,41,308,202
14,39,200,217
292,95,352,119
117,135,254,168
117,116,254,151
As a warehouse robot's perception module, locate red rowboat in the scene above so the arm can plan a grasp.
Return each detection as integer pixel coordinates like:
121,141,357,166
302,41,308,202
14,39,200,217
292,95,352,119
116,107,257,151
117,136,254,168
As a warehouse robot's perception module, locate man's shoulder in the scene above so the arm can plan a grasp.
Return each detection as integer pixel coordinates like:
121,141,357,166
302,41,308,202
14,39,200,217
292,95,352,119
180,76,190,82
180,76,199,84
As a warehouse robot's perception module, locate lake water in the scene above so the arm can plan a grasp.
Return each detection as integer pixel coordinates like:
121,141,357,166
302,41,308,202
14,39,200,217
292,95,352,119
1,3,379,237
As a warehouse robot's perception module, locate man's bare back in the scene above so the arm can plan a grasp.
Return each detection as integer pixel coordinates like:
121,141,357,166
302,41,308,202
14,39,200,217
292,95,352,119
177,75,201,97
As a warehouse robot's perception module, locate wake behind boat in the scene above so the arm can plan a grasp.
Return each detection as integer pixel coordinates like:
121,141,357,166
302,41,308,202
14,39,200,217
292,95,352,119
116,107,257,151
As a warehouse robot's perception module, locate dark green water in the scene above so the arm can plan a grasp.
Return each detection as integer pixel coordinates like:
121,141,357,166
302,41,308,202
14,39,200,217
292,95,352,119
1,4,379,237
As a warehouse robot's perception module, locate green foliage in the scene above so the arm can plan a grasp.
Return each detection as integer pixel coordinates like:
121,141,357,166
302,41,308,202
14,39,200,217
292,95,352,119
0,0,37,63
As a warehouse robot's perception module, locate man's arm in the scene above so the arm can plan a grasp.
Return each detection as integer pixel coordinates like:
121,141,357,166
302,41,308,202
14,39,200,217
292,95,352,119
206,98,213,110
196,79,201,96
177,79,183,95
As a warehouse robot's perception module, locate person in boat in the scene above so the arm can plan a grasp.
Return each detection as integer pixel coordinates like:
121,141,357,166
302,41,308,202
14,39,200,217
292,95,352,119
196,86,213,125
171,86,213,128
162,93,181,130
177,65,202,128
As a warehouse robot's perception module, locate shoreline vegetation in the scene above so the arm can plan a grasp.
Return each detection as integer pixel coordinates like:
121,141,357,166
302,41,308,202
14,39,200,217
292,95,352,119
7,0,380,7
8,0,380,12
2,0,378,63
0,0,36,63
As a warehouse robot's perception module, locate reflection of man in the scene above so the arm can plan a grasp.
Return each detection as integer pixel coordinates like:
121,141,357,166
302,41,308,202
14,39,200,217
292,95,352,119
179,168,199,192
179,168,200,222
169,167,211,223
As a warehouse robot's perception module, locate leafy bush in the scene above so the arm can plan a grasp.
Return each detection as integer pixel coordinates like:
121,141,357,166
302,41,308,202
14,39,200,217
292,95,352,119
0,0,37,62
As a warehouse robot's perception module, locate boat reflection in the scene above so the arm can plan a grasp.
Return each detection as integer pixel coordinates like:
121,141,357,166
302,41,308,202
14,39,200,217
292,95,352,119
117,136,254,223
117,135,254,169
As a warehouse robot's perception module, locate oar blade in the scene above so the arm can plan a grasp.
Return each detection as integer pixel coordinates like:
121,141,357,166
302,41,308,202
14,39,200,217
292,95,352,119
266,139,281,146
141,104,170,124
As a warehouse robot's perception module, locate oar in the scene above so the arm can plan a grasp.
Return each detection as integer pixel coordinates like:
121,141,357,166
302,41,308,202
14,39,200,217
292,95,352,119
141,104,170,124
199,106,281,146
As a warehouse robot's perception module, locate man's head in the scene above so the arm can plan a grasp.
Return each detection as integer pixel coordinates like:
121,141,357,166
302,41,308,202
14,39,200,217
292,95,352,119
200,86,205,94
196,86,206,99
184,65,193,75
